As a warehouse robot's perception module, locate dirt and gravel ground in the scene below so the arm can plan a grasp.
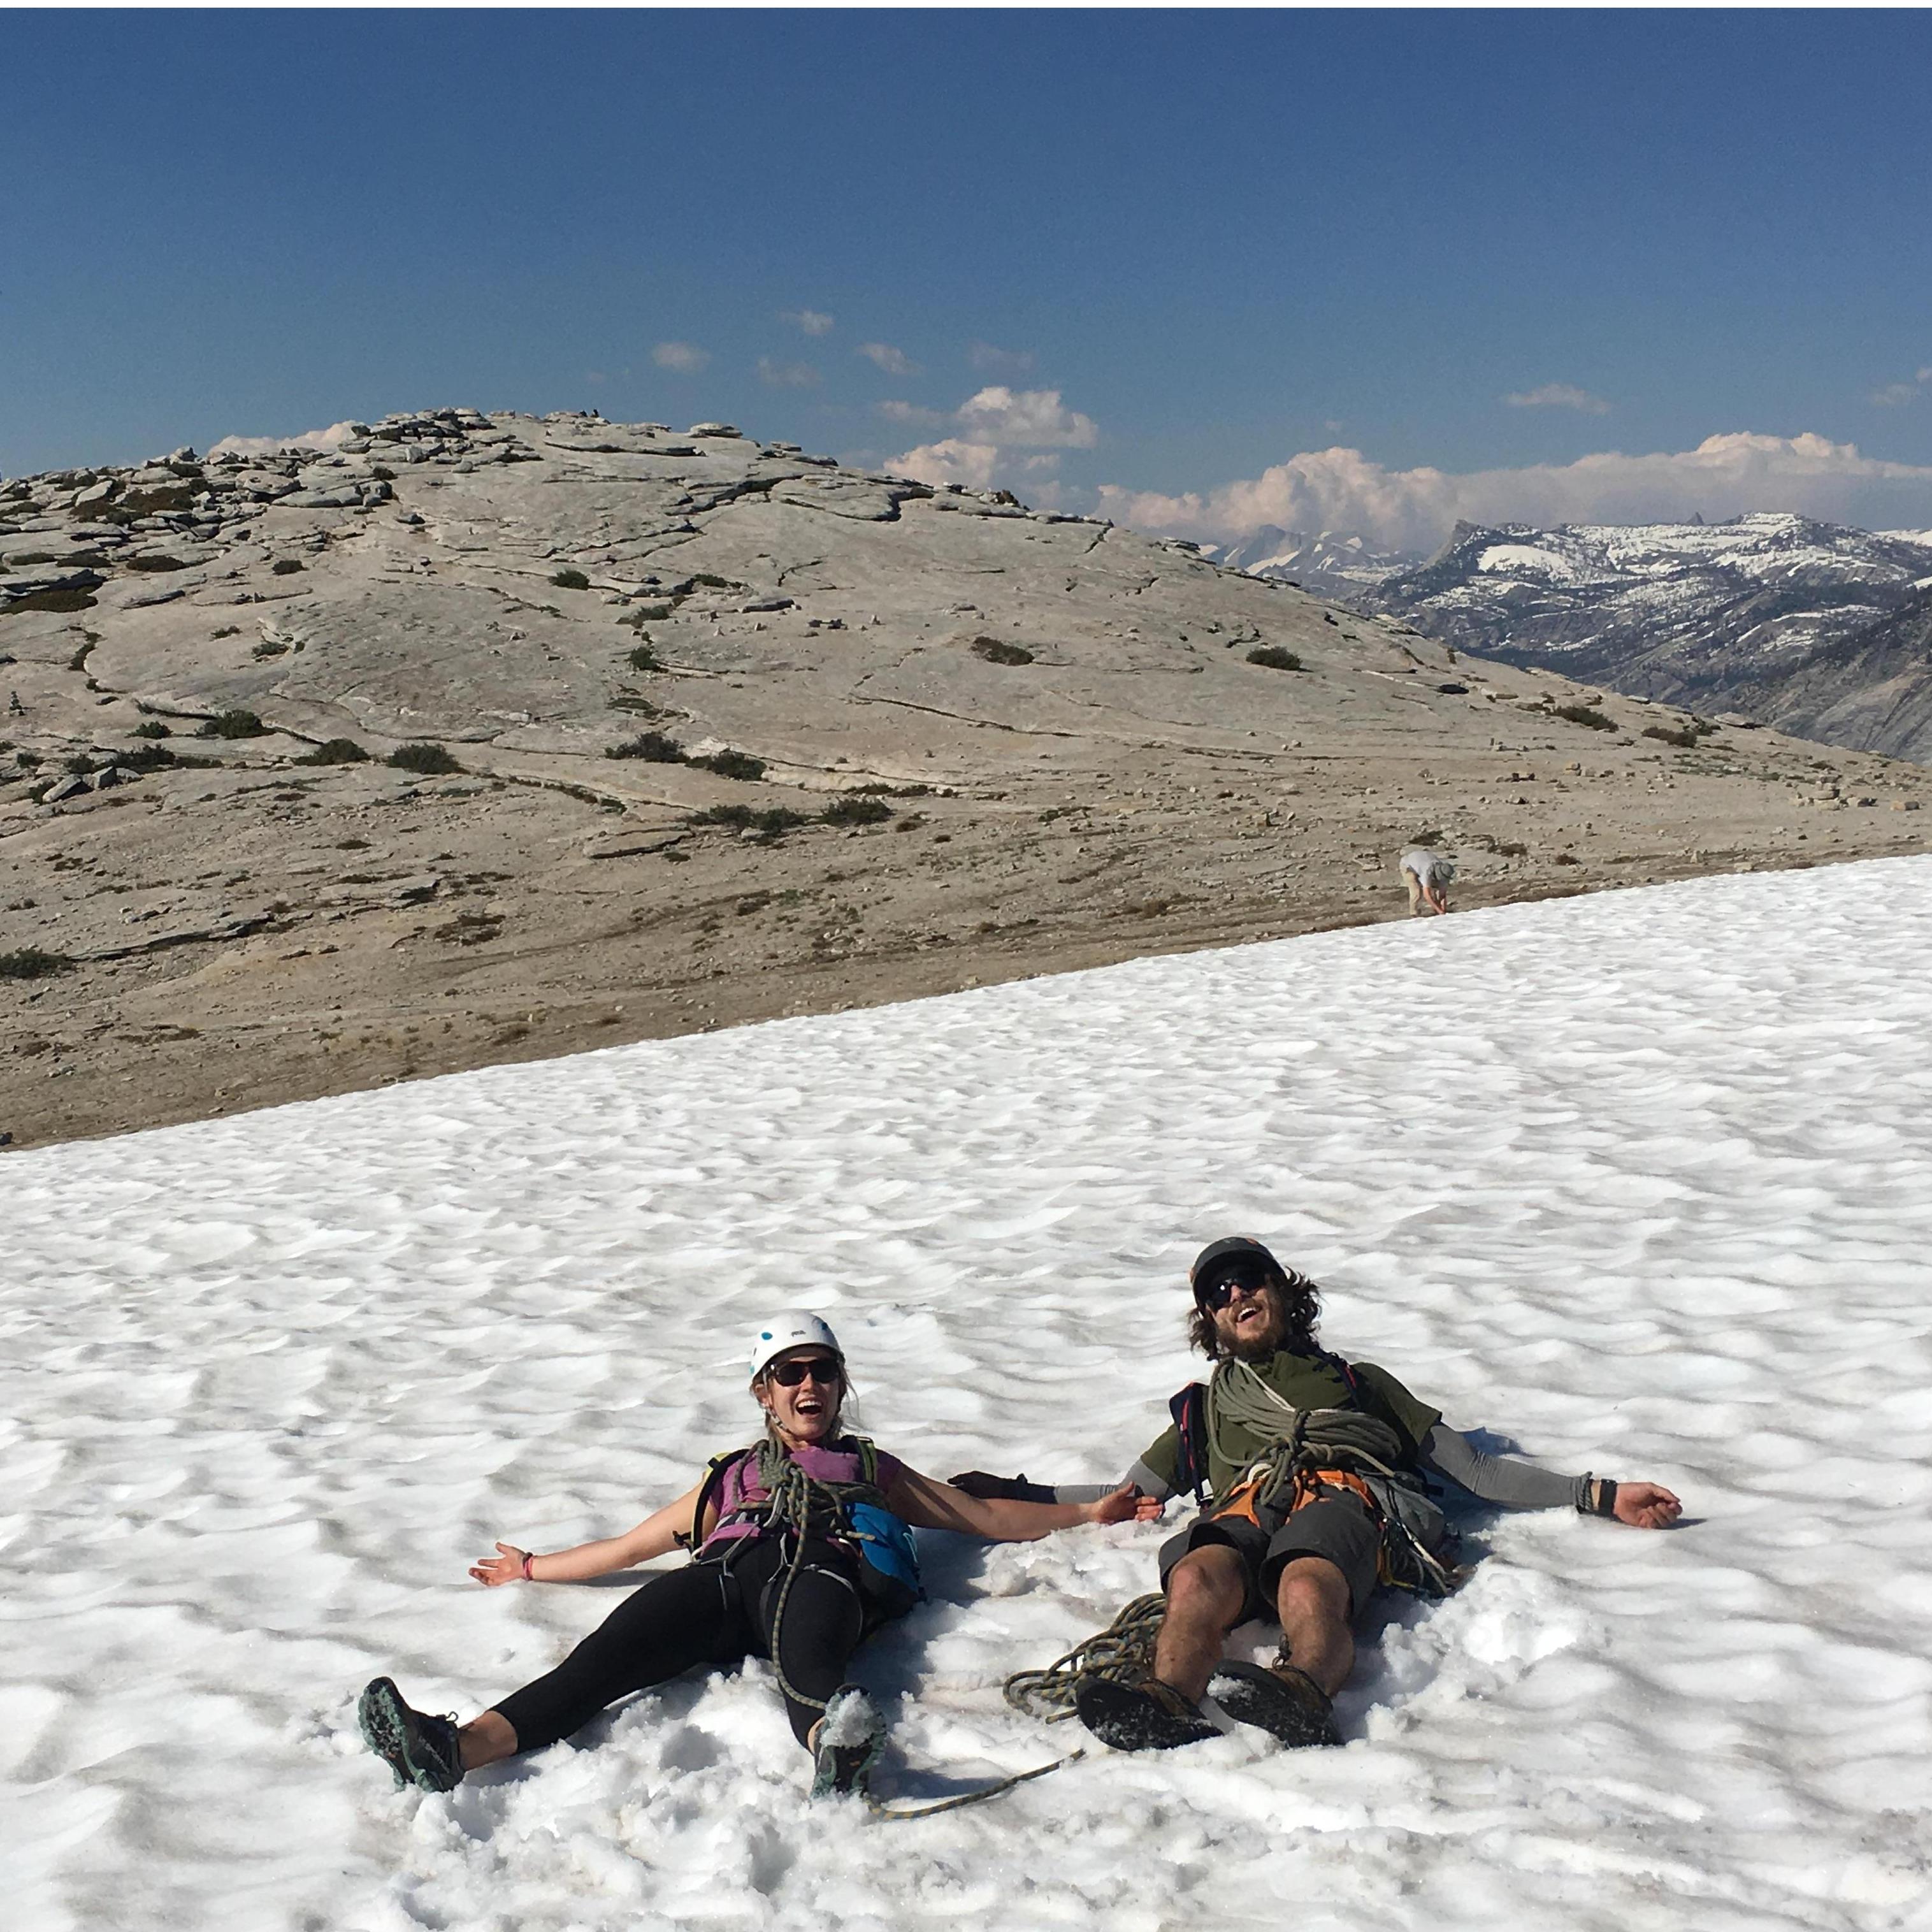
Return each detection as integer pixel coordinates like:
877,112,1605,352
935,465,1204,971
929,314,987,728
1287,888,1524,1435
6,409,1928,1150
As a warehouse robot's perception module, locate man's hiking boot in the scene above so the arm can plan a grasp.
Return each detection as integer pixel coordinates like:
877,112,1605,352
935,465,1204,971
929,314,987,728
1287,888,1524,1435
1074,1672,1220,1752
811,1685,885,1799
358,1677,465,1793
1209,1659,1342,1749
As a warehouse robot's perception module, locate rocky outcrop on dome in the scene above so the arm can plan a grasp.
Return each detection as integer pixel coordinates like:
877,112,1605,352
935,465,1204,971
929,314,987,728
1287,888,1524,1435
4,411,1929,1150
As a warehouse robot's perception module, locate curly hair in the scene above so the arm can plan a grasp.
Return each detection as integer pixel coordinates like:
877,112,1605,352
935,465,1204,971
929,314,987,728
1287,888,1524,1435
1188,1262,1322,1360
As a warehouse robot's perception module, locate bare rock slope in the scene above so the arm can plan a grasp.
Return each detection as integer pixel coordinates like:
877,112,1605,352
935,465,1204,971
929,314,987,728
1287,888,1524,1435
4,409,1929,1150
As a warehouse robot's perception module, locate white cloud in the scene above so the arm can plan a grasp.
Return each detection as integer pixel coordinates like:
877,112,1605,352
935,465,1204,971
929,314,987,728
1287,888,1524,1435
1872,366,1932,407
886,386,1098,494
756,357,820,388
877,400,949,428
652,341,710,373
858,342,919,376
780,308,835,336
1097,431,1932,554
955,386,1097,448
208,421,363,456
886,439,1000,489
969,342,1035,374
1504,382,1612,415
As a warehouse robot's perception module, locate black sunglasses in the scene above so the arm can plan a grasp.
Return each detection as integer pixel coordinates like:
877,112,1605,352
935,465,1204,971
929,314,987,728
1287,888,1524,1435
768,1355,841,1388
1197,1268,1276,1313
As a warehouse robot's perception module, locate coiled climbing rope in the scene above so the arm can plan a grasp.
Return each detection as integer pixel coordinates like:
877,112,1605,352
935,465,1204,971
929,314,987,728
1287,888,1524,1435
1002,1592,1169,1722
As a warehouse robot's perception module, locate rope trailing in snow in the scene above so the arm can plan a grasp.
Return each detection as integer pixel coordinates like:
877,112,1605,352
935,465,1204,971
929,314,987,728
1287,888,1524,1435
1002,1592,1170,1722
866,1747,1086,1822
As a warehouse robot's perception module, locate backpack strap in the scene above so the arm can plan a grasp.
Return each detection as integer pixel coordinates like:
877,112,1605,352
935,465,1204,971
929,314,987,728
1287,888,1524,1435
1169,1382,1209,1504
681,1448,752,1552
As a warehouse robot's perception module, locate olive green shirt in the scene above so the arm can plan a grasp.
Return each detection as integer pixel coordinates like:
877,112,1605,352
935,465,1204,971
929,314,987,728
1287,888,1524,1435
1132,1350,1442,1504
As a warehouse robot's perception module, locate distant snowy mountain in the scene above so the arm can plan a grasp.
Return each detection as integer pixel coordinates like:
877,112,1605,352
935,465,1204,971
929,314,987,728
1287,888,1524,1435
1201,524,1422,600
1340,512,1932,761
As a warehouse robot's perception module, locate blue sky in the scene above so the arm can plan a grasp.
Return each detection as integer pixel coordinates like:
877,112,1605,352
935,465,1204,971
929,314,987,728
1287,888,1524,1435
8,9,1932,546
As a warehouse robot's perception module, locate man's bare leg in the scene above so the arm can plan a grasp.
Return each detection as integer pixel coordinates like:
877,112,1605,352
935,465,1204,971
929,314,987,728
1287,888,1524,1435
1153,1545,1248,1702
1274,1555,1353,1696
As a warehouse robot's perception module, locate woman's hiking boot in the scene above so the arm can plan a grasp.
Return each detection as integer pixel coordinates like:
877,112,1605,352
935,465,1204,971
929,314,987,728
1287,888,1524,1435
1209,1659,1342,1748
1074,1672,1220,1751
358,1677,465,1793
811,1685,886,1799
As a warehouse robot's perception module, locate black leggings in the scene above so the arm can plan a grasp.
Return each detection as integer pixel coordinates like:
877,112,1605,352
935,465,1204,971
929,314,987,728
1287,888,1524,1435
491,1536,867,1754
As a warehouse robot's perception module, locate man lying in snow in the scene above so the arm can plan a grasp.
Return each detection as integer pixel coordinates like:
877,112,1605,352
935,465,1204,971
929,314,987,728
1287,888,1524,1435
975,1236,1682,1753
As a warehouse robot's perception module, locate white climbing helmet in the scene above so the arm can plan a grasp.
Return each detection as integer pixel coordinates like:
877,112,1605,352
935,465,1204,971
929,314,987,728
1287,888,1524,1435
748,1311,844,1383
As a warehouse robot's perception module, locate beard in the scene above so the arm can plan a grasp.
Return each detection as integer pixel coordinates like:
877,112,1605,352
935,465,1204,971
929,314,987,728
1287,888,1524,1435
1220,1299,1285,1360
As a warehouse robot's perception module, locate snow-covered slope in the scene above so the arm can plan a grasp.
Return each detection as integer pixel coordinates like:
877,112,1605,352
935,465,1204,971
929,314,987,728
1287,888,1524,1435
8,862,1932,1931
1356,512,1932,759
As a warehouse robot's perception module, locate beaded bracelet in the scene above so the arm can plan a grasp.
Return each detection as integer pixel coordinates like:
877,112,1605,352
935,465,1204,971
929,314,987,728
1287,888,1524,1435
521,1550,535,1580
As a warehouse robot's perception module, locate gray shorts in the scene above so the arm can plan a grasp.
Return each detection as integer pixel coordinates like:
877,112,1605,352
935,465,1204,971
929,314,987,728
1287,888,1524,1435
1158,1493,1382,1623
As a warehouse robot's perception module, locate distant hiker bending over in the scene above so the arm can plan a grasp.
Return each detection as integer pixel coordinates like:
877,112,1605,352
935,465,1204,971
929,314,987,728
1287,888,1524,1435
359,1312,1137,1799
1071,1237,1680,1752
1400,846,1455,915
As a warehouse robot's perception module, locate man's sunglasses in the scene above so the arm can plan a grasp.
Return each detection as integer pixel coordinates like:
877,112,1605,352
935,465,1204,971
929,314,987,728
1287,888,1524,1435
768,1355,841,1388
1197,1268,1276,1312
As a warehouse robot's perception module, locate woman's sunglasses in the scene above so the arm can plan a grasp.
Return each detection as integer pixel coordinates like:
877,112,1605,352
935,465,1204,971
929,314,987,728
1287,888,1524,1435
768,1355,841,1388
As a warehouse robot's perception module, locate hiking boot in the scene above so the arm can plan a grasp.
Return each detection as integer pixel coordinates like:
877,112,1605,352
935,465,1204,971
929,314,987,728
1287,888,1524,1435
357,1676,465,1793
811,1685,885,1799
1074,1673,1220,1751
1209,1659,1341,1748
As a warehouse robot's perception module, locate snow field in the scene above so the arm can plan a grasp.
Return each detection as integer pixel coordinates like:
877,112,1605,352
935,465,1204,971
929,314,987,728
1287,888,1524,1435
6,859,1932,1930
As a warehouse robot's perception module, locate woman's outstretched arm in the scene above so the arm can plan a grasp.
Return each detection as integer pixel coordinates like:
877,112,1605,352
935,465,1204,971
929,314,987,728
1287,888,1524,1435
886,1465,1139,1541
470,1477,709,1585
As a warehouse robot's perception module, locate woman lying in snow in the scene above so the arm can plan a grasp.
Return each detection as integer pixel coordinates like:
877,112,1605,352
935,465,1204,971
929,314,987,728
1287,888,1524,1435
357,1311,1137,1800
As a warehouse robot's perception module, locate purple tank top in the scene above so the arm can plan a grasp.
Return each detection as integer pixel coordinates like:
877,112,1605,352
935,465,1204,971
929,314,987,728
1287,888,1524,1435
696,1439,906,1558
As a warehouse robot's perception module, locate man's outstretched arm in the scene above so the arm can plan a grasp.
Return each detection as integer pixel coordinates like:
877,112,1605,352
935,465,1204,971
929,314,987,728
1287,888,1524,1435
1422,1425,1681,1527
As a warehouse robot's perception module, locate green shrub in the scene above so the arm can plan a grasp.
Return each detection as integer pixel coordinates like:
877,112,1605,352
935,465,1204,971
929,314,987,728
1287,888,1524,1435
821,795,892,826
551,568,591,590
1554,704,1617,732
695,748,765,781
0,947,71,981
133,721,172,739
271,558,305,575
252,641,287,658
119,744,177,771
199,709,267,739
626,644,661,672
1642,723,1714,749
689,804,809,837
3,588,97,617
690,572,733,589
296,738,370,765
387,740,461,775
607,732,686,763
625,603,675,623
971,636,1034,666
853,781,931,797
210,626,240,639
1246,645,1304,671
